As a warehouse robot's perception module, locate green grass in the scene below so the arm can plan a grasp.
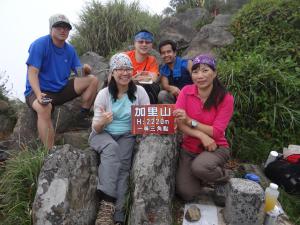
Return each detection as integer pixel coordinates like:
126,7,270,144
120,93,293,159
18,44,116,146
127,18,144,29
218,0,300,164
279,191,300,225
0,147,47,225
71,0,161,57
216,1,300,221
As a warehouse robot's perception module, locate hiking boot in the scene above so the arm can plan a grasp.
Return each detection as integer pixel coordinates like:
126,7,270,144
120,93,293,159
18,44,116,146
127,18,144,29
212,183,229,207
95,200,115,225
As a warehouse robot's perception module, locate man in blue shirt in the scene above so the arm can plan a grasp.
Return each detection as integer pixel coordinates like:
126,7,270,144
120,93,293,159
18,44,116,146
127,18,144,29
25,13,98,149
158,40,193,104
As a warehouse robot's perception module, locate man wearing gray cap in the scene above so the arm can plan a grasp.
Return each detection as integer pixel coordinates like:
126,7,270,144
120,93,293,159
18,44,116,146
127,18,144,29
24,13,98,149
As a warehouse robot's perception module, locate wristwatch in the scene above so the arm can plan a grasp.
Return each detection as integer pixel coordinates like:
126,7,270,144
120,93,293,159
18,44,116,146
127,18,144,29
191,119,198,128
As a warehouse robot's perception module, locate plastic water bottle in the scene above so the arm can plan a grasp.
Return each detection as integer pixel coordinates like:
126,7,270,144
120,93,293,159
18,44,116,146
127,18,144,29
264,183,279,212
264,151,279,168
264,209,278,225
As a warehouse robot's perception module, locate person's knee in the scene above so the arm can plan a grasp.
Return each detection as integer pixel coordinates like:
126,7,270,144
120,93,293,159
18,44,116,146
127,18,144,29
158,90,172,104
158,91,165,103
191,160,224,182
88,75,99,88
33,102,52,119
106,141,119,155
191,161,211,180
158,90,166,98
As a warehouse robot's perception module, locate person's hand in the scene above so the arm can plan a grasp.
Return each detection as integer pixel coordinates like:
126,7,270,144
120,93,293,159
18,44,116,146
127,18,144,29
133,71,152,82
98,106,113,125
83,64,92,76
173,109,189,124
199,134,217,152
37,93,49,105
137,71,149,77
169,86,180,97
102,112,113,125
132,75,146,82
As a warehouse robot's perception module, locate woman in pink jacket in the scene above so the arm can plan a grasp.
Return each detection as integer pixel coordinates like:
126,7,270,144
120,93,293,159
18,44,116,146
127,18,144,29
174,54,234,201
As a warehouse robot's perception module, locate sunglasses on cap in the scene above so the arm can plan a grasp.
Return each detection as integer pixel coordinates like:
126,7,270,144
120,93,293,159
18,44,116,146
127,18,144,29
53,22,71,30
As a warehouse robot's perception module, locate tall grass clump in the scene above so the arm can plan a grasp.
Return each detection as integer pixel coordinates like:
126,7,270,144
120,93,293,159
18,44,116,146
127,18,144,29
216,0,300,163
278,190,300,224
0,147,47,225
71,0,161,57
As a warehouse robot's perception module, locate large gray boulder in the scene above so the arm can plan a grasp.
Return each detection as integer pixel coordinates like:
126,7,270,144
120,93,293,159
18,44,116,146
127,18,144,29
9,104,37,148
32,144,98,225
9,98,89,149
80,51,109,85
129,135,178,225
182,14,234,59
159,8,210,50
0,99,16,140
211,14,233,28
56,130,90,150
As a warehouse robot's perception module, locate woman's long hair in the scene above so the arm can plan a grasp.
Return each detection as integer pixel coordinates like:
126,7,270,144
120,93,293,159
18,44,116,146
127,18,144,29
108,76,137,102
192,64,227,110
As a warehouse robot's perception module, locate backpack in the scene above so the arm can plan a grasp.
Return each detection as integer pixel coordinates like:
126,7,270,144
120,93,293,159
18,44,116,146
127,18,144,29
264,158,300,194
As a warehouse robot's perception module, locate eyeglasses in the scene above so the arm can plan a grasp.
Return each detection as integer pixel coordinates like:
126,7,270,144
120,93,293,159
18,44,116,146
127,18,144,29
53,24,71,31
115,68,133,73
136,40,152,45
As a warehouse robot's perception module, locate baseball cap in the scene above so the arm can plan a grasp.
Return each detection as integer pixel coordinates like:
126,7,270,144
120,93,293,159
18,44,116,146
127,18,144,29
49,14,72,31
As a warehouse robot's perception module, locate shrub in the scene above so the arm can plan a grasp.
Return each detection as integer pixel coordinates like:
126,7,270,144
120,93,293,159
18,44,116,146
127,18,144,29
0,147,47,225
0,71,17,137
0,71,9,101
70,0,161,57
168,0,246,14
217,0,300,162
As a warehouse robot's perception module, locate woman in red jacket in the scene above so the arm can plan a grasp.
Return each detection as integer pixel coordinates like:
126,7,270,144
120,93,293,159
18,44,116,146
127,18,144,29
174,54,234,201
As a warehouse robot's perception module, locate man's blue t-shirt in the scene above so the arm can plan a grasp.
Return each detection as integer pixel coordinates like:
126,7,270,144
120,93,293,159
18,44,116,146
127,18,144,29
24,34,81,96
159,56,193,90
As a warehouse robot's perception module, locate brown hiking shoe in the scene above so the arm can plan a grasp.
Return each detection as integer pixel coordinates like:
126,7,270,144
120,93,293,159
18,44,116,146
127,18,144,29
95,200,115,225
